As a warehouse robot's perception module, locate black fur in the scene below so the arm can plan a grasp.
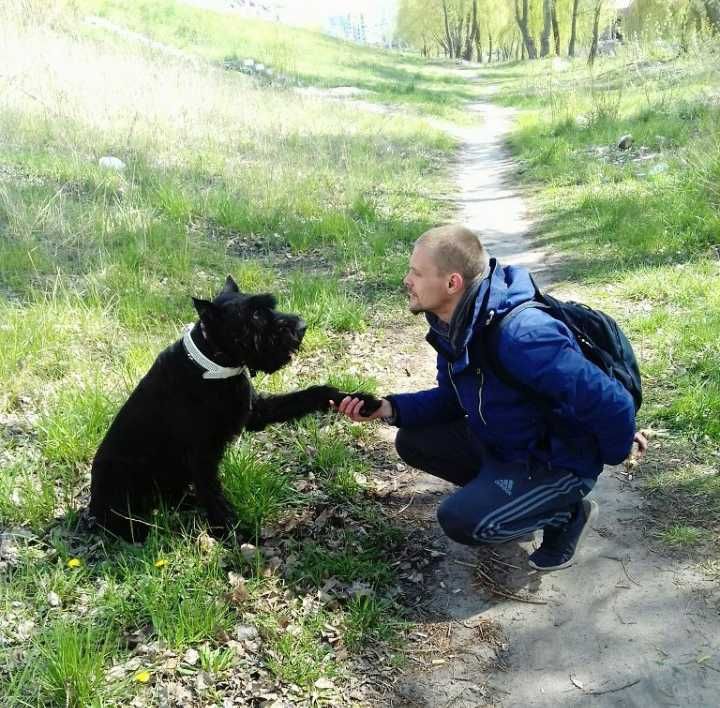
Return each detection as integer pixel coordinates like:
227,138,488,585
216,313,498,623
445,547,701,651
88,276,381,542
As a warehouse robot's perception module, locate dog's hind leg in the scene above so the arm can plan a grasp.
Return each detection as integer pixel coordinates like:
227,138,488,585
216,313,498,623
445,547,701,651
189,459,238,538
89,460,153,543
90,493,151,543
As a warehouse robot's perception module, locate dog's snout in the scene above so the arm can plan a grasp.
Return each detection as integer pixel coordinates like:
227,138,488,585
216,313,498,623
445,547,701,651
296,319,307,337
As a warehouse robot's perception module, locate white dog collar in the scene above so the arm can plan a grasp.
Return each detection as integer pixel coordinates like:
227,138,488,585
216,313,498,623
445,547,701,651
182,325,248,380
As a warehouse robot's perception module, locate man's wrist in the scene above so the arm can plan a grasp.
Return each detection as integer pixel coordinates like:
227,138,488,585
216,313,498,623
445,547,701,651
380,398,396,424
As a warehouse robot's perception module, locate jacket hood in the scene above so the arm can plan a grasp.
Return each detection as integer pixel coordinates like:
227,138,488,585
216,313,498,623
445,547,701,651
426,259,537,371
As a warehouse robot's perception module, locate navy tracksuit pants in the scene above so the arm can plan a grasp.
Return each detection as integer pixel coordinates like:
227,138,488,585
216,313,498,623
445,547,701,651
395,421,595,545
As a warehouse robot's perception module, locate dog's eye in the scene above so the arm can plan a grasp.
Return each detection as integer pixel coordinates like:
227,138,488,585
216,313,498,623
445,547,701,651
252,310,267,326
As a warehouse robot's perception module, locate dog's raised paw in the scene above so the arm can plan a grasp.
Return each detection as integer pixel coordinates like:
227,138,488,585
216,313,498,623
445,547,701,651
347,392,383,417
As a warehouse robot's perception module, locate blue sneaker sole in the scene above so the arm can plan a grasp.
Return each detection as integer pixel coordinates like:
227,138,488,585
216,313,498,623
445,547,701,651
528,499,599,571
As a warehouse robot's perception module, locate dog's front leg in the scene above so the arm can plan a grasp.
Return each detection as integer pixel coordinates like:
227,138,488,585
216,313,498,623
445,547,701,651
246,386,382,431
245,386,342,431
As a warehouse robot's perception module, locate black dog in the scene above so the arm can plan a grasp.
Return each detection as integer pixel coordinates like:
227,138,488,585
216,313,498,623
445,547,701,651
89,275,380,542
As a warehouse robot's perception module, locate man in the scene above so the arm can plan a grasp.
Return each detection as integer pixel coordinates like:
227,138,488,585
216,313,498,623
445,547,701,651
336,224,647,571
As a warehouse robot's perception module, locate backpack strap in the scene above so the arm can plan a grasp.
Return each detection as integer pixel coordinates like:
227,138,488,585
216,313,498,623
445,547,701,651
483,300,551,399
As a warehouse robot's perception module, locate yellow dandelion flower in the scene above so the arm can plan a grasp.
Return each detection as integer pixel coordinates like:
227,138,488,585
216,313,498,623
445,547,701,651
153,559,167,568
135,670,151,683
67,558,81,569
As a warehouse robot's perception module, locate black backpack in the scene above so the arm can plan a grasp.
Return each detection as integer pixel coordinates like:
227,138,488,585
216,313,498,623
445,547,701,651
483,275,642,412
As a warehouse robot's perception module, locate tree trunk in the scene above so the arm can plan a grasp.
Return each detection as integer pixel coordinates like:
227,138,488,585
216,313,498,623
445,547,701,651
463,1,479,60
514,0,538,59
462,11,472,59
551,4,561,55
488,30,493,63
442,0,454,57
451,14,464,58
588,0,603,67
540,0,553,57
568,0,581,57
475,24,483,62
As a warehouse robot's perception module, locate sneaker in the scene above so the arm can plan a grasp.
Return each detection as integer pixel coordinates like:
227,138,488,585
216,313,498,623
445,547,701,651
527,499,599,571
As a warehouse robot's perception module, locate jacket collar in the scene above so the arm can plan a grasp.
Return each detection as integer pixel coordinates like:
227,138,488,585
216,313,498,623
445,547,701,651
425,259,495,363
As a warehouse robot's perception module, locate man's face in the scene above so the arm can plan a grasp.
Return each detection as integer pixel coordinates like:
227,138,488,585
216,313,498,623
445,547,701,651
404,244,452,316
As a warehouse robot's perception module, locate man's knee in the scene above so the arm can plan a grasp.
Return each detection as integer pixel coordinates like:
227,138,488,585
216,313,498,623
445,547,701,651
437,496,478,545
438,495,521,545
395,427,422,468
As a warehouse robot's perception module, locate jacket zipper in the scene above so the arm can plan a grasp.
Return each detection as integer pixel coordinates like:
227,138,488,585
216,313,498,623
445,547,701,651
476,368,487,425
447,362,469,418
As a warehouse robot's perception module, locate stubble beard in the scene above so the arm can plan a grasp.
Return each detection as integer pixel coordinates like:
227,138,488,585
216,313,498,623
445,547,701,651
408,293,424,316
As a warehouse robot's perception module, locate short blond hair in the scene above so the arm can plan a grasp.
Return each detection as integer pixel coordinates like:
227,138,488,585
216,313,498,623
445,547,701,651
416,225,488,282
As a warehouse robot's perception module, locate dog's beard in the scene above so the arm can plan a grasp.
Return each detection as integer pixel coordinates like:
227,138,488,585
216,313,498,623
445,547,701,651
251,329,302,373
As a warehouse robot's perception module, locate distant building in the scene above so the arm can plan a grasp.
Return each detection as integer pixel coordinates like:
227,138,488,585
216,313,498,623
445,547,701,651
326,7,395,47
180,0,397,47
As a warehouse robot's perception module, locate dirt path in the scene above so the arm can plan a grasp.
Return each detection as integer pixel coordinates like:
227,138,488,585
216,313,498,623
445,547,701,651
364,86,720,707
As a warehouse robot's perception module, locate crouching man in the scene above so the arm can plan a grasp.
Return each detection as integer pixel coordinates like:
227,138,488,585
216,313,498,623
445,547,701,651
336,225,646,570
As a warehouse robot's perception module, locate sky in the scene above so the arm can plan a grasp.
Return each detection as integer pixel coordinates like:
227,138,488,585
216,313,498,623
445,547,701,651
282,0,397,28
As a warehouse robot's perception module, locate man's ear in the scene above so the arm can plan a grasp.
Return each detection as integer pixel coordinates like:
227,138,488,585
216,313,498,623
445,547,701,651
448,273,464,293
221,275,240,294
192,297,219,324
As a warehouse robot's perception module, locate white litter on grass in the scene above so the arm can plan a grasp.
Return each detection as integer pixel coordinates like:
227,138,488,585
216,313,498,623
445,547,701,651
98,156,126,171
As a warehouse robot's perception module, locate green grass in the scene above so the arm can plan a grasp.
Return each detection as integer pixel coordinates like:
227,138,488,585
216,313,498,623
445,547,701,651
34,622,122,707
485,46,720,548
0,2,447,702
221,443,297,537
657,524,705,548
343,595,407,651
76,0,477,120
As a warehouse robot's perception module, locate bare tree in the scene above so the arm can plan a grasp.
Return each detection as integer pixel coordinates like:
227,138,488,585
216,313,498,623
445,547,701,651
462,0,480,61
568,0,581,57
551,2,561,55
514,0,538,58
442,0,454,57
475,20,484,62
588,0,603,67
540,0,553,57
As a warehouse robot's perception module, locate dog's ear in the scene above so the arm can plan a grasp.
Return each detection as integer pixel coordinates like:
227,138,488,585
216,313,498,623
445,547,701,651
221,275,240,295
251,293,277,310
192,297,219,324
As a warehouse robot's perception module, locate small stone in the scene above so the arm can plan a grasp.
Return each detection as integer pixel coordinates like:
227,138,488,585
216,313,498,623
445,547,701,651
617,134,634,150
183,647,199,665
107,664,127,681
234,624,259,641
98,156,126,171
240,543,257,561
47,591,61,607
195,670,210,691
17,619,34,640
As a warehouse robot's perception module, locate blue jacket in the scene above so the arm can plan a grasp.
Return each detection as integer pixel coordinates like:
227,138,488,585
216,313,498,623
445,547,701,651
388,260,636,480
